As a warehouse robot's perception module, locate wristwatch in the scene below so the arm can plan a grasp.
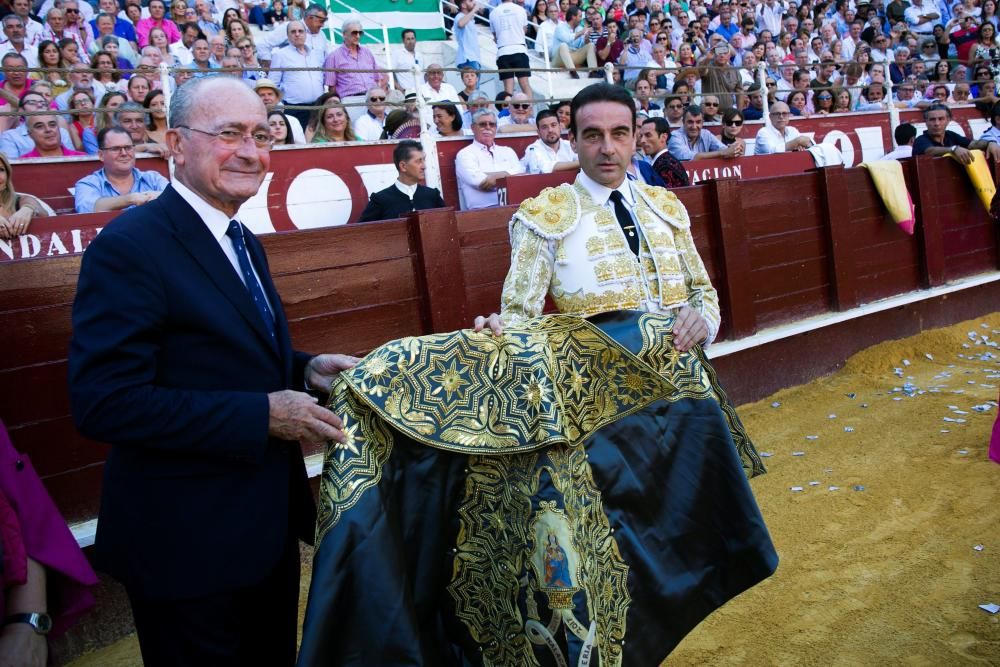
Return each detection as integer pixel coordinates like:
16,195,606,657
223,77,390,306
3,612,52,635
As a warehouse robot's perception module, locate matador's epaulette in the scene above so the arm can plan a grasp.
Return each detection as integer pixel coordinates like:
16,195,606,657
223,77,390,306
513,184,580,240
635,183,690,229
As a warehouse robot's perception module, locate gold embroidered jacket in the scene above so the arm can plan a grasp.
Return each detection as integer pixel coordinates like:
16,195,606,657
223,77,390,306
499,176,722,343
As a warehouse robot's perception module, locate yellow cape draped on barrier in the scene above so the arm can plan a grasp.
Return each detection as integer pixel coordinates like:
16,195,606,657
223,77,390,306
954,149,997,213
859,159,916,235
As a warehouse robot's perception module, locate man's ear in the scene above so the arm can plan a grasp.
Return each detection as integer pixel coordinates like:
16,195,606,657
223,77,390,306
164,129,181,162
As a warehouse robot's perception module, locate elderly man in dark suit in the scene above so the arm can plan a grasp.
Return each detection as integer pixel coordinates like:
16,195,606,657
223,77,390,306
358,139,446,222
68,76,357,667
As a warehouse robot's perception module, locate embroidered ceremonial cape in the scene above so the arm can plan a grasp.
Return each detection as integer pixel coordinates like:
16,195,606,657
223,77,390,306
297,311,777,666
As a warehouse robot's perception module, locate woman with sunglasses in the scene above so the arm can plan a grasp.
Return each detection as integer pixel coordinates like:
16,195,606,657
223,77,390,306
813,88,835,114
236,38,264,82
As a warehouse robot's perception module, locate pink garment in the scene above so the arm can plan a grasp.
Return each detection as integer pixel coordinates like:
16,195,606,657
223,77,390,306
19,147,87,158
0,420,98,638
990,390,1000,464
135,16,181,46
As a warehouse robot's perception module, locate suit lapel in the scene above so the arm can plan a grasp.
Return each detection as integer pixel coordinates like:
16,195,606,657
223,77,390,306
161,186,280,359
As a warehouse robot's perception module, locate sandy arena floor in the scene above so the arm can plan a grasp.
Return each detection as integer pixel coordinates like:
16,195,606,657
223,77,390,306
68,314,1000,667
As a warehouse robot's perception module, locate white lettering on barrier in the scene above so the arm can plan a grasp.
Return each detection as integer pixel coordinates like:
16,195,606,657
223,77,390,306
19,234,40,258
0,227,102,261
47,232,69,256
823,130,855,167
685,164,744,184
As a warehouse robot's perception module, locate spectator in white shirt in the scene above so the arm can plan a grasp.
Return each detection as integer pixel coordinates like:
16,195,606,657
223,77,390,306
905,0,941,35
169,20,200,65
490,0,533,100
753,101,813,154
881,122,917,159
418,63,461,103
0,15,39,68
455,108,524,209
394,28,420,92
535,3,559,56
520,108,577,173
353,87,388,141
268,20,324,128
498,91,536,132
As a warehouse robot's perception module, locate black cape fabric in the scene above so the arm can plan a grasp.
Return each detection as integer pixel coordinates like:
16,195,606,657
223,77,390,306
298,311,777,666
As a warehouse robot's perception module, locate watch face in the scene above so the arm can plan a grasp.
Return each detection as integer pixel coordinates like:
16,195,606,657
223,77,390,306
35,613,53,633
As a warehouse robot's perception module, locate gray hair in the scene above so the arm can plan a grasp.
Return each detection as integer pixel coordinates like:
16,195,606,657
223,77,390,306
896,46,910,57
115,101,145,120
2,14,24,26
342,19,362,34
471,108,496,125
168,76,255,128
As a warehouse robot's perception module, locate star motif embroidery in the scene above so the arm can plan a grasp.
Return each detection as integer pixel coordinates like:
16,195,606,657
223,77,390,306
431,359,469,401
520,374,550,413
332,415,362,463
567,362,589,401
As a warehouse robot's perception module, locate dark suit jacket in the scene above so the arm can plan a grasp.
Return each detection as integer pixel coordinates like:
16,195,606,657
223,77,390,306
357,183,445,222
69,185,316,601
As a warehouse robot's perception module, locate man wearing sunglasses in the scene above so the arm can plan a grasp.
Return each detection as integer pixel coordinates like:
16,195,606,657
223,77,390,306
324,19,386,114
353,86,389,141
498,91,537,132
75,126,169,213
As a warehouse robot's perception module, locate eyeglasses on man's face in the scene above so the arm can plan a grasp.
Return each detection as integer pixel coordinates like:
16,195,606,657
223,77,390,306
512,103,531,110
101,143,135,154
177,125,273,148
369,96,385,102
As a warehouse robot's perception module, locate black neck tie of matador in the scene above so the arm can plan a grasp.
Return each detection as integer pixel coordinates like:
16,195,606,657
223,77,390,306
609,190,640,256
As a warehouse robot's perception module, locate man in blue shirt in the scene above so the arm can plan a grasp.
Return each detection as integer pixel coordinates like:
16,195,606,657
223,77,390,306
90,0,136,43
667,104,742,161
74,127,169,213
551,6,597,77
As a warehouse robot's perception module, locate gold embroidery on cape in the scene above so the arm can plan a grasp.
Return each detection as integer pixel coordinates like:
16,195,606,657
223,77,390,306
315,380,394,544
448,447,630,667
635,313,766,477
334,315,675,456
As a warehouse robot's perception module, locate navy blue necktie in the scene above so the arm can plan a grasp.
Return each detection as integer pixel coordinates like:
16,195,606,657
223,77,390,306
226,220,276,343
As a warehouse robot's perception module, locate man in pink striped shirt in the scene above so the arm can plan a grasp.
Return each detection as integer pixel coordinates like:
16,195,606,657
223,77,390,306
323,20,386,117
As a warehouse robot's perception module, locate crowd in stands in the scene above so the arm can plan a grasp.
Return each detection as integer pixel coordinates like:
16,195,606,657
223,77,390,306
1,0,1000,215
